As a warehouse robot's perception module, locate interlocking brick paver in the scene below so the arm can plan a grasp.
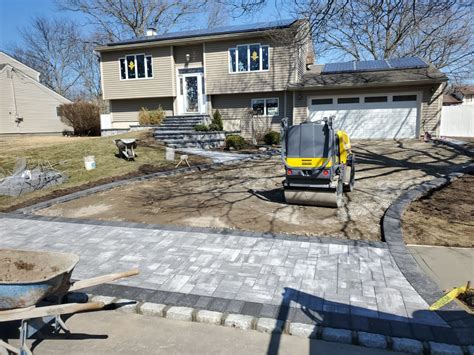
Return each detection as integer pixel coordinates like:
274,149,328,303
0,216,434,327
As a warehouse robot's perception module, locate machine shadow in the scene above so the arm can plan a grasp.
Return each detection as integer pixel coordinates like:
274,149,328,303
266,287,472,355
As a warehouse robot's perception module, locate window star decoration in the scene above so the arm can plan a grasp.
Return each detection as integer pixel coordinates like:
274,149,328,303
128,61,135,70
251,50,259,62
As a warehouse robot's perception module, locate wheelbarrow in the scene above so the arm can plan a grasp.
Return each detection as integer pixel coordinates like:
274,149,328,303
114,138,138,161
0,249,139,354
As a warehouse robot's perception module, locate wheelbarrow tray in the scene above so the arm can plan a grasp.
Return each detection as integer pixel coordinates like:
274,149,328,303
0,249,80,310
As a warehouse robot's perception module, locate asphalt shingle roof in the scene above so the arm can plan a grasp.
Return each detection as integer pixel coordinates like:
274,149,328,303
107,19,297,47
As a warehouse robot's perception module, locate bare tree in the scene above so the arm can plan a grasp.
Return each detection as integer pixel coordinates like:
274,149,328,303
11,17,83,99
296,0,473,79
58,0,207,42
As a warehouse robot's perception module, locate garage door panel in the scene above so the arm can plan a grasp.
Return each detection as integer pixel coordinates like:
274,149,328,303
308,95,418,139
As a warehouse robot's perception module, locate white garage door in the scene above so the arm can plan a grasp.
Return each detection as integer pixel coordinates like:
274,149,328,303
308,93,420,139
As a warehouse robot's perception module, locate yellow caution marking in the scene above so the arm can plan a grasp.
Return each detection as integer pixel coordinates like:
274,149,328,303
429,285,468,311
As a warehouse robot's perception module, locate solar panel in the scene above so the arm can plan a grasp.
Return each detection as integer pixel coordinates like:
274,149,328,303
108,19,297,46
322,61,354,74
387,57,428,69
356,59,389,71
322,56,428,74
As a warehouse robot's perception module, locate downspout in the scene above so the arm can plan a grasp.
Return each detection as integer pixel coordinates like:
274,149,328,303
9,68,20,129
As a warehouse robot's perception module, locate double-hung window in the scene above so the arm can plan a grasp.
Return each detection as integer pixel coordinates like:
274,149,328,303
229,44,269,73
251,98,279,116
120,54,153,80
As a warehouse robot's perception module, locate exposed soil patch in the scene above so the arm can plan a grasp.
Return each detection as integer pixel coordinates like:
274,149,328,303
37,140,470,241
403,174,474,247
13,260,35,271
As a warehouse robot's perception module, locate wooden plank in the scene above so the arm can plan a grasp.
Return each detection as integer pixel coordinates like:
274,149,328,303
68,269,139,292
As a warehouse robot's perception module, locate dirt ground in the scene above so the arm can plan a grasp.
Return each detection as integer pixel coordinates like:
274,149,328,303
37,140,470,241
403,175,473,247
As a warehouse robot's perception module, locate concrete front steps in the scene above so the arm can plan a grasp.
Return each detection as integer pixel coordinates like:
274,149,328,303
154,115,229,149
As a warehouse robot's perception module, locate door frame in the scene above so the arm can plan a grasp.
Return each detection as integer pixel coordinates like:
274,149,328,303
176,68,206,115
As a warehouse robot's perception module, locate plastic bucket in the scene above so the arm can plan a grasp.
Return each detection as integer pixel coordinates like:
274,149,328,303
84,155,96,170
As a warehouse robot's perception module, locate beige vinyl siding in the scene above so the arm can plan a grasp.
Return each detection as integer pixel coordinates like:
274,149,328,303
101,46,174,100
110,98,174,127
421,83,443,135
212,91,289,138
204,37,298,95
0,52,40,81
0,67,69,134
174,44,203,67
292,85,442,137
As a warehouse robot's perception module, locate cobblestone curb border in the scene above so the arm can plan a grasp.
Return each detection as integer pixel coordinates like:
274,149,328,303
13,152,273,215
382,161,473,346
84,294,472,354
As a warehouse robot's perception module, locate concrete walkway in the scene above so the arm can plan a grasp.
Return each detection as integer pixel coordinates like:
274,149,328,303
408,245,474,290
5,311,401,355
177,148,251,163
0,216,447,333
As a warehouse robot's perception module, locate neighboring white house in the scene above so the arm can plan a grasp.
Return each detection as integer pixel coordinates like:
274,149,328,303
0,51,71,134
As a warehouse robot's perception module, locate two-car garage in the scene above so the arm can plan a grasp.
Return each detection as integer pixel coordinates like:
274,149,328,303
307,92,420,139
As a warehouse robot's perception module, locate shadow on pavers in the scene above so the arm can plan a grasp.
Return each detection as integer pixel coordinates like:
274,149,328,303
267,287,474,355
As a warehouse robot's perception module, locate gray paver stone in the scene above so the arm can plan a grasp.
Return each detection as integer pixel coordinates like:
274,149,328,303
224,314,254,330
288,323,317,338
166,306,194,321
256,318,284,334
391,337,424,354
114,298,138,314
90,295,116,305
140,303,166,317
357,332,387,349
429,342,463,355
322,327,352,344
196,310,223,325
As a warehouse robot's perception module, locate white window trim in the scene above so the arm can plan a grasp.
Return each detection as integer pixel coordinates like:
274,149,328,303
251,97,279,117
228,43,270,74
119,53,153,80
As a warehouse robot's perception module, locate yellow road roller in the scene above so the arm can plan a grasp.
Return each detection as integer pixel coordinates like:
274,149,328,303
280,117,355,208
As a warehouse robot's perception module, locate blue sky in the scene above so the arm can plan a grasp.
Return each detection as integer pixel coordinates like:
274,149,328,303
0,0,286,50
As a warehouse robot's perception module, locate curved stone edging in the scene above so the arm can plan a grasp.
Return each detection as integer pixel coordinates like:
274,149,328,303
14,152,273,215
382,162,473,344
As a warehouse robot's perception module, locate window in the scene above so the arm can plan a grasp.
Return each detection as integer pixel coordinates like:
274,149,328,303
393,95,417,102
337,97,360,104
229,44,269,73
365,96,388,103
119,54,153,80
312,98,333,105
251,98,279,116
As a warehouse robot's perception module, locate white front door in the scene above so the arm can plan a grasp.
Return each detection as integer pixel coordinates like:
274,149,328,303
308,92,420,139
177,70,206,114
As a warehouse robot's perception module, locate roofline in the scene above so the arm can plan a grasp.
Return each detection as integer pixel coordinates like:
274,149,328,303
96,20,300,52
0,50,41,76
5,65,71,103
287,78,448,91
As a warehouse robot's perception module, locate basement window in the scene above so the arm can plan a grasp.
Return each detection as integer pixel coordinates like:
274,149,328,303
251,98,279,116
119,54,153,80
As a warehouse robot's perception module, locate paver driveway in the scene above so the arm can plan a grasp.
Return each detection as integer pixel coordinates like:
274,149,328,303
37,140,470,240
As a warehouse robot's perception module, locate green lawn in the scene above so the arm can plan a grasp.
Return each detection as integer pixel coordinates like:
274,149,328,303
0,131,209,212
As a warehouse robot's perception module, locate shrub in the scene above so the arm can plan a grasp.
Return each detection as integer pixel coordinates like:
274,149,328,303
263,131,281,145
225,135,246,150
138,106,166,125
211,109,224,131
194,124,209,131
59,101,100,136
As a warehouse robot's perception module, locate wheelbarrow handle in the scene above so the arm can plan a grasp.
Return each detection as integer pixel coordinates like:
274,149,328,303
69,269,139,292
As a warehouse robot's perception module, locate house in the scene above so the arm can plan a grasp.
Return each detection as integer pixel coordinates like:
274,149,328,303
96,20,447,139
0,51,71,135
443,94,462,106
454,86,474,105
